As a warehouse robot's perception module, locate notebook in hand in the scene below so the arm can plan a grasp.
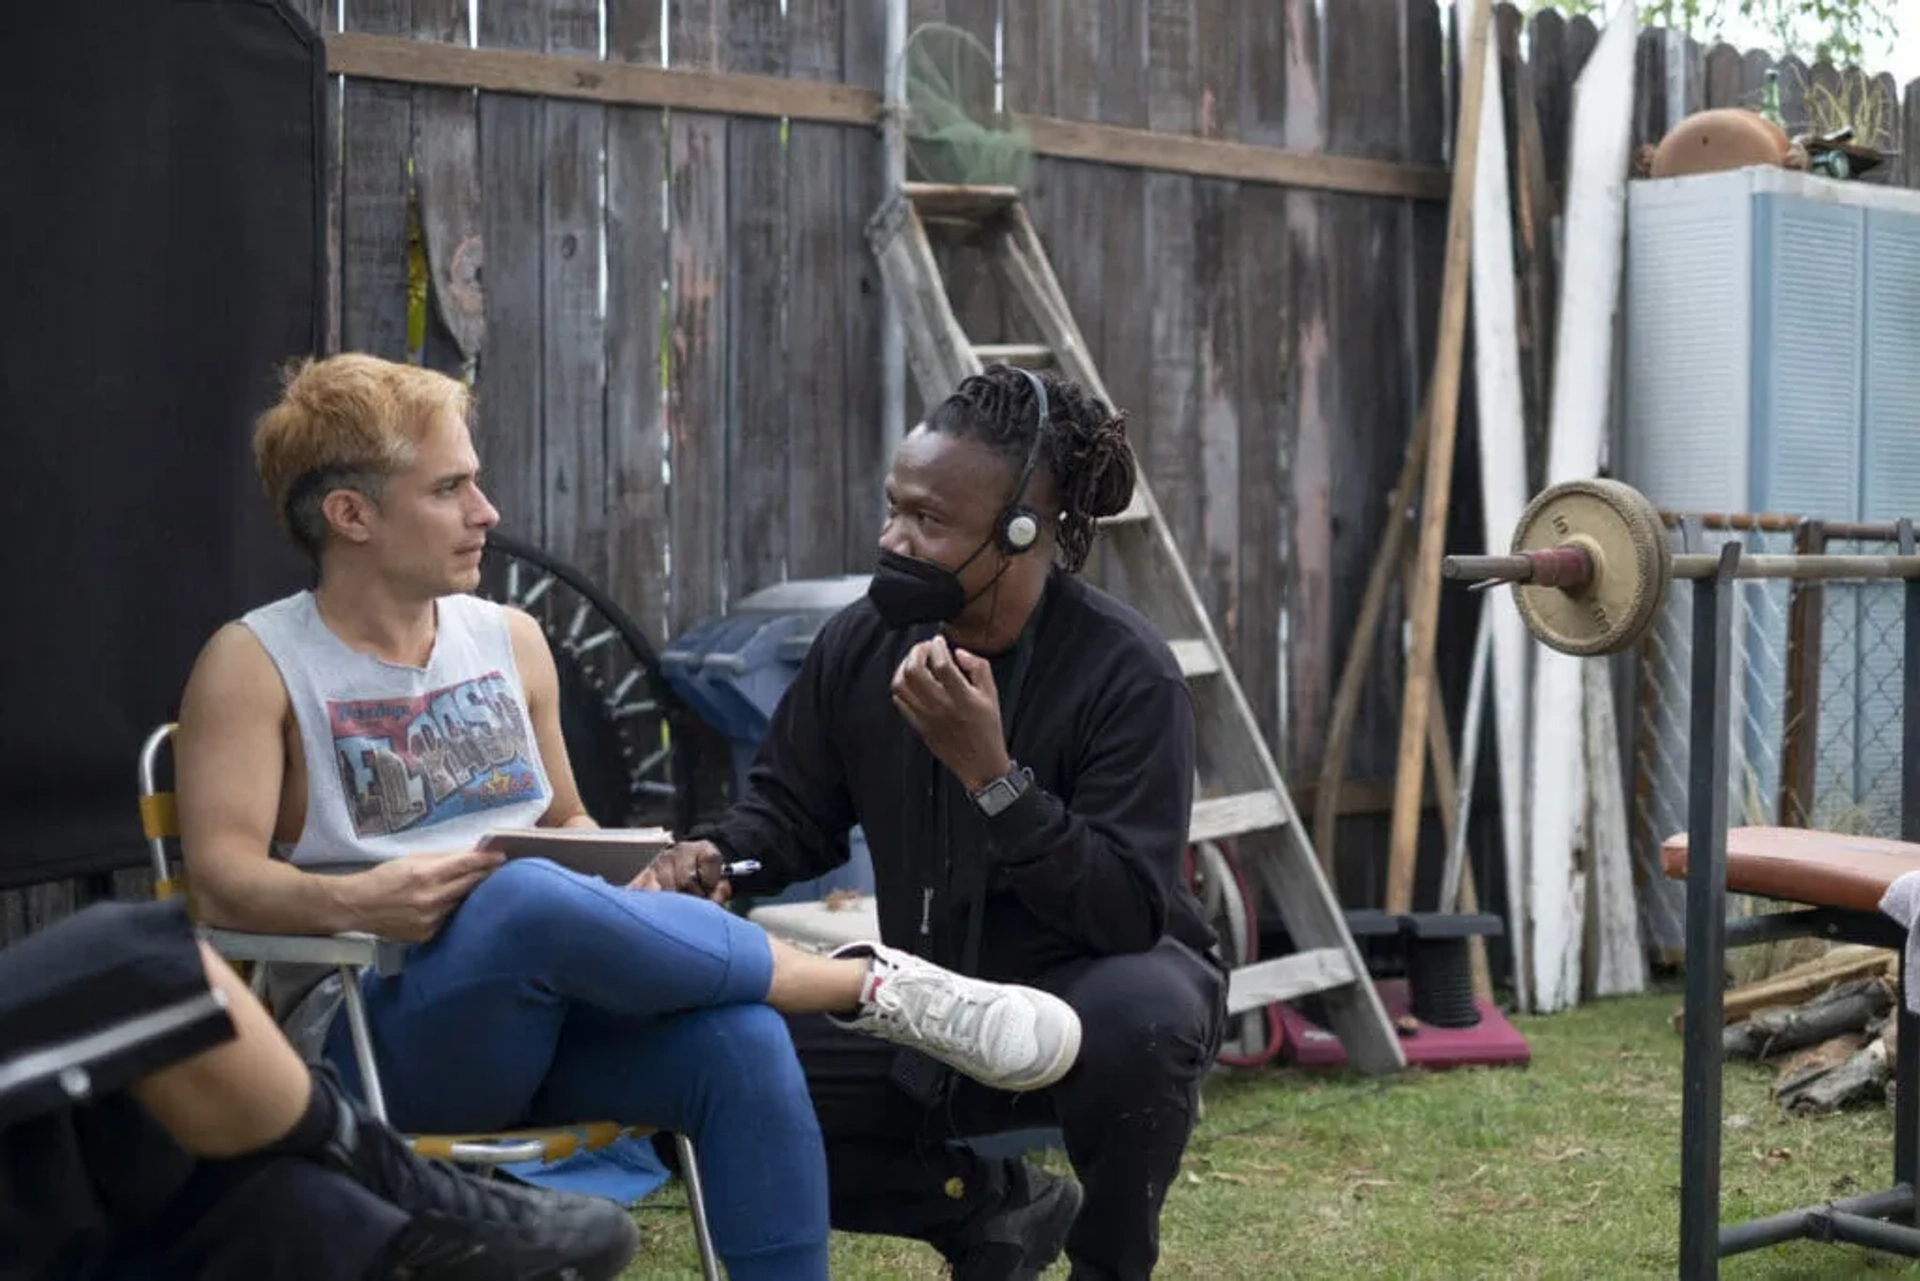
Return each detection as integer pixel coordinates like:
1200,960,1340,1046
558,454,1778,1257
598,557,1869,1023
476,827,676,885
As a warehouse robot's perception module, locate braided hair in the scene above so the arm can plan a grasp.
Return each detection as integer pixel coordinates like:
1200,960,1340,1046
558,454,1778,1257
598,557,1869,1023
924,364,1137,573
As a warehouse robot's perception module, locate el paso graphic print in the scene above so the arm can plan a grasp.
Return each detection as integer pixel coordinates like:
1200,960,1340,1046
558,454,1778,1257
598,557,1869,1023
330,671,539,838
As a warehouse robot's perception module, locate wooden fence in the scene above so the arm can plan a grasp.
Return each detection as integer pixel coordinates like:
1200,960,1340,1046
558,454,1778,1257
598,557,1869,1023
9,0,1920,940
305,0,1463,832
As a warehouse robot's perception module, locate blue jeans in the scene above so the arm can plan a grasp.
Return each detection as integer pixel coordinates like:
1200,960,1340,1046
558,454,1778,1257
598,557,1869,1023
319,857,829,1279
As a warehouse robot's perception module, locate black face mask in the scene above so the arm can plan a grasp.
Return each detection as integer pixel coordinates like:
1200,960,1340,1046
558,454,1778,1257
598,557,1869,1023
867,540,999,630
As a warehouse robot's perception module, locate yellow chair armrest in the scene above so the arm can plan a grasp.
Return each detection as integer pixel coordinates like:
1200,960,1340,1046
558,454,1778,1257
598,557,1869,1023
410,1122,646,1165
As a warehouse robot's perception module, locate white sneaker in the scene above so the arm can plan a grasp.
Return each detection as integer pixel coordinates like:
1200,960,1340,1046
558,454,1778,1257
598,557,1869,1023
829,940,1083,1092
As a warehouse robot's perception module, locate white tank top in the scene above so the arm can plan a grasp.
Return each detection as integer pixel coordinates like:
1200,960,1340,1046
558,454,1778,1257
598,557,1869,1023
240,590,555,870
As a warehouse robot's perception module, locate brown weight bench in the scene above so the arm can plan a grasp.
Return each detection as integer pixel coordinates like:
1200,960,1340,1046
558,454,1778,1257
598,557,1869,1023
1662,824,1920,1275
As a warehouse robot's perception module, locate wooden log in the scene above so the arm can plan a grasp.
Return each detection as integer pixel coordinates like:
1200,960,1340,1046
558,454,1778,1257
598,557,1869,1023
1775,1025,1893,1116
1772,1030,1867,1101
1724,977,1893,1060
1669,944,1896,1030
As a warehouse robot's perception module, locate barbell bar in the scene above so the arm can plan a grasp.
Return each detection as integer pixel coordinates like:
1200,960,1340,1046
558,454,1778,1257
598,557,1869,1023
1443,477,1920,657
1445,551,1920,585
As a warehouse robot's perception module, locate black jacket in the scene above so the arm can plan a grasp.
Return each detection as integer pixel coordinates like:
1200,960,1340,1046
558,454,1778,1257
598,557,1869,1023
695,569,1219,983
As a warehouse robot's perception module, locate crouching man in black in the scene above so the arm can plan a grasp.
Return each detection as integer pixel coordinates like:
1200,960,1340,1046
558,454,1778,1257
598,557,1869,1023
639,364,1228,1280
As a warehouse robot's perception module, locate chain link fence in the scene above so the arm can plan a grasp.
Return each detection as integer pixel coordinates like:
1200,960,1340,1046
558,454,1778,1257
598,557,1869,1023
1631,520,1795,965
1799,531,1909,839
1629,515,1911,972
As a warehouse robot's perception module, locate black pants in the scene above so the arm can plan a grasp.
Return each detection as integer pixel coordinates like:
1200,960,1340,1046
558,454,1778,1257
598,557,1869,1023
788,935,1227,1280
0,898,403,1281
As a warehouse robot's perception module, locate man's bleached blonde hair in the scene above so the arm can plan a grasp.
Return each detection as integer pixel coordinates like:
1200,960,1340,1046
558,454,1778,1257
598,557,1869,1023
252,353,472,561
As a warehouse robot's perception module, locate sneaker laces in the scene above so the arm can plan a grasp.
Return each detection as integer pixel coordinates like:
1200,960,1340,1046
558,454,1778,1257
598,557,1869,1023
872,964,1008,1061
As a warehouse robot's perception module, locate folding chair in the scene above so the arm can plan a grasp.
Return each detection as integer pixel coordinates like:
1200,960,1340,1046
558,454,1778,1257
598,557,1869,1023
138,723,721,1280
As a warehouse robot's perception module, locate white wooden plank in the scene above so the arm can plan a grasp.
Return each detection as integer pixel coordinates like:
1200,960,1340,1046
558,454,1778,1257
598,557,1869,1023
972,343,1054,367
1527,0,1639,1013
1169,638,1220,677
1190,791,1288,843
1468,33,1534,1010
1585,658,1646,996
1225,947,1358,1015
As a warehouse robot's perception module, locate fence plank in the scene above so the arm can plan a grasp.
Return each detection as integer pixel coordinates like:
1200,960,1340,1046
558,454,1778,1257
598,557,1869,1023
930,0,1011,350
1234,0,1291,758
1526,8,1568,194
1323,0,1408,785
1808,59,1843,135
476,3,546,544
667,1,731,631
1036,1,1109,440
1739,48,1774,109
606,0,669,639
412,0,481,376
1632,28,1667,155
1407,0,1449,506
724,0,790,598
1498,4,1553,494
1703,41,1743,109
1282,0,1331,779
840,0,887,571
786,0,850,579
1191,0,1242,641
340,0,411,360
1073,1,1149,599
1776,54,1810,137
1094,0,1151,450
1682,34,1706,117
996,0,1055,459
1867,71,1900,174
1143,0,1202,616
539,0,609,584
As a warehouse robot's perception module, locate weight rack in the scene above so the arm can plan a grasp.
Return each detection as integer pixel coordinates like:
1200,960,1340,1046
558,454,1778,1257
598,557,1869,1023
1667,528,1920,1277
1443,477,1920,1277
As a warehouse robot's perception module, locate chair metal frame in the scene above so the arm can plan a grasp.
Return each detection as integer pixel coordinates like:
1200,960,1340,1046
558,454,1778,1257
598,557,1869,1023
138,723,720,1279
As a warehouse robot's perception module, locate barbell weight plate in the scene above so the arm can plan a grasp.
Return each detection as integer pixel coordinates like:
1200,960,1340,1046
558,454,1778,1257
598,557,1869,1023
1509,478,1671,656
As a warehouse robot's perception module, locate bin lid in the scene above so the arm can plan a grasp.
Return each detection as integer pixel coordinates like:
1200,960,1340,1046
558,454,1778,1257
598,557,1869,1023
730,575,873,663
732,575,872,614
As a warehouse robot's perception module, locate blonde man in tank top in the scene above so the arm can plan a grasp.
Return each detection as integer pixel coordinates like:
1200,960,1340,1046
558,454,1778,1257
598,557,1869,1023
171,353,1082,1281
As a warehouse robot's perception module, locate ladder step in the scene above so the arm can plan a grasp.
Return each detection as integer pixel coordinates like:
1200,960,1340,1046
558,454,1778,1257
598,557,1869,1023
1169,639,1219,677
904,182,1020,223
972,343,1054,368
1100,492,1151,525
1226,948,1360,1015
1190,791,1289,843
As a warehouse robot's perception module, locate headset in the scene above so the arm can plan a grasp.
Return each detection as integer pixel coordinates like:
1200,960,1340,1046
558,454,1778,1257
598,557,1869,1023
995,367,1051,555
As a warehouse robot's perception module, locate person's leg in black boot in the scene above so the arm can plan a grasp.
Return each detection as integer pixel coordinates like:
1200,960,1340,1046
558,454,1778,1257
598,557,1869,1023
783,1011,1081,1280
0,899,638,1281
932,937,1225,1281
1020,938,1225,1280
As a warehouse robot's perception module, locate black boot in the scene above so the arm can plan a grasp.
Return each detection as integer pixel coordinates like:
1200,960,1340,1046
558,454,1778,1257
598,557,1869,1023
309,1066,640,1281
944,1161,1083,1281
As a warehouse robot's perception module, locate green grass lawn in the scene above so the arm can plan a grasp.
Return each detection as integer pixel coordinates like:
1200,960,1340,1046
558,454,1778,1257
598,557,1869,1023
618,984,1920,1278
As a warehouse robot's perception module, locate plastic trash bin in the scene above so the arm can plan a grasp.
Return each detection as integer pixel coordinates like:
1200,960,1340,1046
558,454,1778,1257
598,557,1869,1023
659,576,877,905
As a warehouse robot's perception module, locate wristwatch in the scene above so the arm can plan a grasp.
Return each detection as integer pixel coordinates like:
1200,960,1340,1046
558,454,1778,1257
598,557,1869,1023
971,763,1034,816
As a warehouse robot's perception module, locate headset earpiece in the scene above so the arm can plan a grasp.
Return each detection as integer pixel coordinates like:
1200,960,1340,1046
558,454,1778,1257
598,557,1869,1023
996,368,1051,556
1003,510,1040,550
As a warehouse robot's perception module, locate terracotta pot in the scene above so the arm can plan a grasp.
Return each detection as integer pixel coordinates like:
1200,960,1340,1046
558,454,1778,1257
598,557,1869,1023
1648,108,1792,178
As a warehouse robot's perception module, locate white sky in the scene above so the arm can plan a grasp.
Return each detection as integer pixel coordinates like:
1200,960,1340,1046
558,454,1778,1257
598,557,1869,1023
1673,0,1920,84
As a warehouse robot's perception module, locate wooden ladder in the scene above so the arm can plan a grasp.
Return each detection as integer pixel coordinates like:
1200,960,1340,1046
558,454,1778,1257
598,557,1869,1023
868,182,1405,1074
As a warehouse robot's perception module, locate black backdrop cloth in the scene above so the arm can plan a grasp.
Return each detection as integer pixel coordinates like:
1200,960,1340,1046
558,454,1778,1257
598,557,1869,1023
0,1,324,889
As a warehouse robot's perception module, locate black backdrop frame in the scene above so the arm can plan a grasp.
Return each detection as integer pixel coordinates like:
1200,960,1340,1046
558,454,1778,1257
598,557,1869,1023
0,0,327,890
